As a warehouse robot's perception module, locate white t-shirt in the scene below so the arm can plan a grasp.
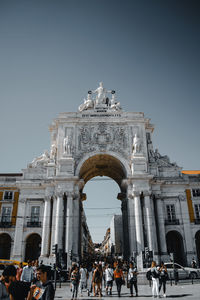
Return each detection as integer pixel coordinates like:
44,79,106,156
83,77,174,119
80,268,87,282
105,268,114,281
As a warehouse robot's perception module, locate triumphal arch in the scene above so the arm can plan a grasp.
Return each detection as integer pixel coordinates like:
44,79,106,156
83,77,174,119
7,83,200,270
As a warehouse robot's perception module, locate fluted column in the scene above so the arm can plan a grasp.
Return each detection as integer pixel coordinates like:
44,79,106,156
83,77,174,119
65,193,73,255
54,191,64,250
12,197,26,261
127,196,137,256
144,193,154,251
156,197,167,254
50,197,57,254
134,191,144,253
41,197,51,257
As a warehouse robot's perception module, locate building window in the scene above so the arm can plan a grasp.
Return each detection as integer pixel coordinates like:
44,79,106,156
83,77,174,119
194,204,200,220
3,191,14,200
1,207,12,223
166,204,176,221
192,189,200,197
31,206,40,223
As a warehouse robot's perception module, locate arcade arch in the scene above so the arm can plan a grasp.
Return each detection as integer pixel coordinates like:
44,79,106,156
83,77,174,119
166,230,185,265
25,233,41,262
0,233,11,259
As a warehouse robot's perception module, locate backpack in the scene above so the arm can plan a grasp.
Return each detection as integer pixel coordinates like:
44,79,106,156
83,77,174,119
152,269,160,279
146,270,152,281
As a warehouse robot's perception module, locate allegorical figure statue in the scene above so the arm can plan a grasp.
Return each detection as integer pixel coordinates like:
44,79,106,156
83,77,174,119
132,133,141,154
63,135,72,155
50,143,57,162
78,92,94,112
110,92,121,111
92,82,111,105
29,150,50,167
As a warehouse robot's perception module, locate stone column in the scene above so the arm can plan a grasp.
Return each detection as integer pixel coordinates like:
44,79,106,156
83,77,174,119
156,197,167,255
50,196,57,254
65,193,73,257
127,196,137,257
41,197,51,257
134,191,144,253
12,197,26,261
179,194,194,265
144,193,154,251
73,195,80,260
54,192,64,250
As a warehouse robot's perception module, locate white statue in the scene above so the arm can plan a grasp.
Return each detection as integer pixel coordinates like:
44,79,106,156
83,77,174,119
110,93,121,111
92,82,111,105
133,133,141,154
63,136,72,155
29,150,50,167
50,143,57,162
78,93,94,112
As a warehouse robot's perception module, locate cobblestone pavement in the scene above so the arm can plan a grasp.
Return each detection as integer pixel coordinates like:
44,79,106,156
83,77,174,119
54,282,200,300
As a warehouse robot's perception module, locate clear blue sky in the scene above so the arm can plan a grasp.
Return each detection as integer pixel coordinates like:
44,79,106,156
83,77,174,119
0,0,199,242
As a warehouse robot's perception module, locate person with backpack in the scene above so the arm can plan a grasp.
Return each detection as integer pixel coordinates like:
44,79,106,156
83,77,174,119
70,265,80,300
28,264,55,300
159,262,168,298
128,262,138,297
150,261,160,298
105,264,114,295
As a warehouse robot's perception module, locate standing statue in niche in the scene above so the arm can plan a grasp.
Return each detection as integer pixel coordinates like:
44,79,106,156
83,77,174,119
132,133,141,154
63,136,72,156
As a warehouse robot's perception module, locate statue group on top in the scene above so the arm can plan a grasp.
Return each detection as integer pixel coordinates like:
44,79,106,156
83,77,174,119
79,82,122,112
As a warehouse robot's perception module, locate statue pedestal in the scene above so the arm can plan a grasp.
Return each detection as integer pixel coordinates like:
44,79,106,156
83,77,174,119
131,155,147,174
47,162,56,178
57,157,74,176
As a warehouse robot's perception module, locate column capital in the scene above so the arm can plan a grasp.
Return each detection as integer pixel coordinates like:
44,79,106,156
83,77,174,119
142,190,151,197
44,196,51,202
55,190,64,198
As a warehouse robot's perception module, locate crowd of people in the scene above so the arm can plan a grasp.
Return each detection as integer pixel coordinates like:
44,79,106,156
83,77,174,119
0,260,54,300
0,258,169,300
69,259,169,299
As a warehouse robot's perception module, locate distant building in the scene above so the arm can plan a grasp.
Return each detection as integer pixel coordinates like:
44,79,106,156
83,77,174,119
110,215,123,256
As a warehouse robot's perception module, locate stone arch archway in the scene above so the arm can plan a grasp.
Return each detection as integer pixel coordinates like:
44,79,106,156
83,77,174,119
166,230,185,265
78,154,129,259
78,153,127,189
25,233,41,262
0,233,11,259
195,230,200,267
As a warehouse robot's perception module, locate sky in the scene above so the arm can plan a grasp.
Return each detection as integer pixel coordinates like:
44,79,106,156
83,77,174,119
0,0,200,242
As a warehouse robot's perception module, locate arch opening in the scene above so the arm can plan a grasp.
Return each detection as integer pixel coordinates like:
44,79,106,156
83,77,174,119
0,233,11,259
166,231,185,265
25,233,41,262
79,154,127,191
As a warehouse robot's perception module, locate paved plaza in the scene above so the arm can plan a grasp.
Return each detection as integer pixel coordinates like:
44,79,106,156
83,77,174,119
54,282,200,300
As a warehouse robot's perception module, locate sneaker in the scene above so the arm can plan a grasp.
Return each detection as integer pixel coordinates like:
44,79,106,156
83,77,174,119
163,294,166,298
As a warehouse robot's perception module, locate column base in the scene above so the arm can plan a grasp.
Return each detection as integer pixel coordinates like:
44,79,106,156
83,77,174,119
136,252,144,271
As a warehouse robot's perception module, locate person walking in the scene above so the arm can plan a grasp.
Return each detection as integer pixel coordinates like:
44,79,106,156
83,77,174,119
70,265,80,300
151,261,160,298
128,262,138,297
79,264,88,296
105,264,114,295
16,262,23,281
159,262,168,298
113,264,124,297
21,260,34,283
92,264,102,297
